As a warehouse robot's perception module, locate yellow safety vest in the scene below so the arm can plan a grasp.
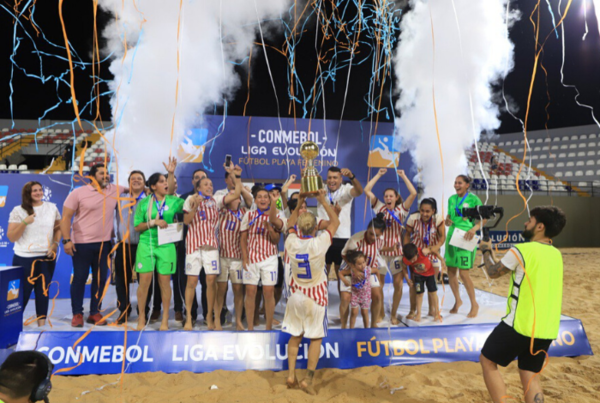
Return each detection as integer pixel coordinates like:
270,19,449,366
502,242,563,339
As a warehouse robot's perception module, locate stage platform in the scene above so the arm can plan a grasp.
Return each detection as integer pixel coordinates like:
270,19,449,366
16,283,592,375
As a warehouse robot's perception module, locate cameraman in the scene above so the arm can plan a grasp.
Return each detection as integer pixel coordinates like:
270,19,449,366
478,206,566,403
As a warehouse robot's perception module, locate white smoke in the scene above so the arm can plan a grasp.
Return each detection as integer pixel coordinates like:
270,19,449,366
394,0,517,210
98,0,288,178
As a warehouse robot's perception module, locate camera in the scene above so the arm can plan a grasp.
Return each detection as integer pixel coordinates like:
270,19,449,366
461,205,504,241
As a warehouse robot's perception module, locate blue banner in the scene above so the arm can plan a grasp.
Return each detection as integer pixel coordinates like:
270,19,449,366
488,231,526,249
16,319,592,375
0,266,23,348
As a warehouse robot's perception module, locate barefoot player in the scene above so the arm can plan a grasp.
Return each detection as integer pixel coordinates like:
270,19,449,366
282,190,339,395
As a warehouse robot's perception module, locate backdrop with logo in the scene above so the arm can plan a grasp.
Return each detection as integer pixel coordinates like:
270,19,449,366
1,117,416,298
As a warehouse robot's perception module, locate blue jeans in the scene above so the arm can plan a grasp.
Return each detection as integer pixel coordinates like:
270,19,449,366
12,254,56,318
70,242,110,316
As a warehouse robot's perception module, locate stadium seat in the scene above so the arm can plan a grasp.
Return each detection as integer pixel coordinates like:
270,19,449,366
597,169,600,175
544,138,551,143
557,153,565,158
577,151,585,157
580,134,588,140
586,160,595,166
576,161,584,167
569,144,577,149
52,171,62,174
588,142,596,148
575,171,584,176
8,164,17,170
546,163,555,168
21,171,31,174
566,162,575,167
534,146,541,152
568,152,576,158
578,143,586,148
578,182,587,188
551,145,558,150
555,172,564,177
589,133,597,139
499,142,505,147
0,164,7,170
597,159,600,165
586,170,594,176
538,163,545,169
565,171,573,177
18,164,27,170
510,149,516,154
540,154,547,160
542,146,549,151
560,144,568,150
532,155,539,160
570,135,578,141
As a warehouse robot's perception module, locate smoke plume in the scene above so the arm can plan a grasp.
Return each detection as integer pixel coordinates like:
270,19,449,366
98,0,288,178
394,0,517,209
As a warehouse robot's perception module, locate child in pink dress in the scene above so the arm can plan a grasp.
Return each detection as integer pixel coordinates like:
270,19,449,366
342,250,371,329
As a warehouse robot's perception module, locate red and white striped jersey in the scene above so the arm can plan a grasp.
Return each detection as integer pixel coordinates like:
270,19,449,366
285,231,332,306
184,195,225,253
406,213,444,261
283,219,324,264
341,230,383,269
373,200,409,256
218,207,247,259
241,208,286,264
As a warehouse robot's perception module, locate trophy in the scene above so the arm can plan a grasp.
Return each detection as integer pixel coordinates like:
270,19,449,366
300,141,324,196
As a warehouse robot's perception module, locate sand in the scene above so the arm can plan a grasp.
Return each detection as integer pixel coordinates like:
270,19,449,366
50,248,599,403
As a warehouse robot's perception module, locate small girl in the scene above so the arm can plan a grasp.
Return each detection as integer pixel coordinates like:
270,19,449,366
343,250,371,329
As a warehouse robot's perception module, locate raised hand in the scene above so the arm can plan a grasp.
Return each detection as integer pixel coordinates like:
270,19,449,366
232,164,243,176
377,168,387,176
163,156,178,174
341,168,353,178
316,188,327,204
397,169,406,179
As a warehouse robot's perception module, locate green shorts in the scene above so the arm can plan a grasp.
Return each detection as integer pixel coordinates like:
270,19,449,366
445,227,477,270
135,242,177,275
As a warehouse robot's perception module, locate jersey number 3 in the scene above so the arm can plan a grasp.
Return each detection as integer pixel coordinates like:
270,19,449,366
295,254,312,279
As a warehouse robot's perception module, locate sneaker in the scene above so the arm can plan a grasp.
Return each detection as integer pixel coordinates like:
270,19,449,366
174,311,184,323
87,313,108,326
150,310,161,323
71,313,84,328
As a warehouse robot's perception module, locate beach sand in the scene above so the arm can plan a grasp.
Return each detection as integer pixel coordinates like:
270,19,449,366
50,248,599,402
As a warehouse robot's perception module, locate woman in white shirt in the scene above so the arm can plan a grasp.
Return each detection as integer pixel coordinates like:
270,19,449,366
7,181,62,327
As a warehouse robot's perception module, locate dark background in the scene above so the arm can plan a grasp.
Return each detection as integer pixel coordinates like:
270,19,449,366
1,0,599,134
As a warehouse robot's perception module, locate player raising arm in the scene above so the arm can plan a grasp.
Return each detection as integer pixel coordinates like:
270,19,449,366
282,189,339,395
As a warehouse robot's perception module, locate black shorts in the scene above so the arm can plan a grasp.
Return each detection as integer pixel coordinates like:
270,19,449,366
326,238,347,266
275,256,284,288
413,273,437,295
481,321,553,373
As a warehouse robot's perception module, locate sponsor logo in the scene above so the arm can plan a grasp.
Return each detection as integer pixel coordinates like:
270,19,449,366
42,186,52,202
178,128,208,163
0,226,7,248
138,263,143,269
0,185,8,207
367,135,400,168
8,279,20,301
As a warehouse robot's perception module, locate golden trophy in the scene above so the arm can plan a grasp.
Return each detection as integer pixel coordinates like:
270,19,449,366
300,141,324,197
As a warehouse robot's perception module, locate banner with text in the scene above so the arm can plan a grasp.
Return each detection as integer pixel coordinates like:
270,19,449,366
488,231,526,249
17,320,592,375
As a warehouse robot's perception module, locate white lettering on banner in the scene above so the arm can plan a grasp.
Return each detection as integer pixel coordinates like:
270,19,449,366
39,345,154,365
169,342,340,362
257,130,322,145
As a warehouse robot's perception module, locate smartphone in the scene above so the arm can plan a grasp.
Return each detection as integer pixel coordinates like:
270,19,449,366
225,154,232,167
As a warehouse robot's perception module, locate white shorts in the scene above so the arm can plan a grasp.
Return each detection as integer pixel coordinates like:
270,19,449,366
282,291,327,339
185,248,220,276
379,255,403,276
244,255,278,286
217,257,243,284
340,275,352,293
369,273,381,288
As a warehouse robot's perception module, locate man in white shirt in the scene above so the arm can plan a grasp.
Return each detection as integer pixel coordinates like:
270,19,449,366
317,166,363,280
